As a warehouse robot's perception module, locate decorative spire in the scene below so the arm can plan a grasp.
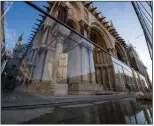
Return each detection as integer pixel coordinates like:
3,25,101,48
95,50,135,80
13,32,24,54
103,21,109,25
110,20,113,27
38,14,46,20
18,32,24,42
90,7,97,12
47,1,53,7
85,2,93,8
43,5,50,12
95,12,101,17
98,15,106,21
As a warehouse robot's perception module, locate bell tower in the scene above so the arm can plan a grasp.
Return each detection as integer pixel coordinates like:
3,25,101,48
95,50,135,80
13,33,24,58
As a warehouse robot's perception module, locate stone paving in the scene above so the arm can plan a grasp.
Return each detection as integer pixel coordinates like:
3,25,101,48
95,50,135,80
2,90,135,109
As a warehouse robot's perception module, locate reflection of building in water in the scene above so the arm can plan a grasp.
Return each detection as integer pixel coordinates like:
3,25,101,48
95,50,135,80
22,99,152,124
120,100,152,124
22,2,151,95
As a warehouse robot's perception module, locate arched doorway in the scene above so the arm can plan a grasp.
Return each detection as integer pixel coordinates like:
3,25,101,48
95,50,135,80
89,27,116,89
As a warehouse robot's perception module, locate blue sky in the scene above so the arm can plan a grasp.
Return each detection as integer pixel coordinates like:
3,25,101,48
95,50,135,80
4,2,152,80
4,2,47,50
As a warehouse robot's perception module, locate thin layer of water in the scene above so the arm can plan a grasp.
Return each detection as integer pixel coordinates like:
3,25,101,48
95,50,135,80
20,99,152,124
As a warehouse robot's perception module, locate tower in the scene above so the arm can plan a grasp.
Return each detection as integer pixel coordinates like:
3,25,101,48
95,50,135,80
13,33,24,58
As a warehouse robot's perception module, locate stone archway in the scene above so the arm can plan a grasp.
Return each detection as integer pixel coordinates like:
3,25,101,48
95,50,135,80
89,26,116,90
89,21,115,51
90,27,107,50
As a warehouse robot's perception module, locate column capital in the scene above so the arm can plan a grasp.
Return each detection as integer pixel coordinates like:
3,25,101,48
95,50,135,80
54,24,70,39
38,47,48,54
79,20,85,26
79,38,94,50
43,25,50,32
79,20,88,28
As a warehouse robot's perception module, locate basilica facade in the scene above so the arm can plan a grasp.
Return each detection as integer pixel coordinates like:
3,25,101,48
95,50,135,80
22,2,151,95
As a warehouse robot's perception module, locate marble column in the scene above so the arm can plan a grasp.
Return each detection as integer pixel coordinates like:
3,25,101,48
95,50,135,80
67,34,82,84
31,24,50,81
32,51,39,80
42,49,55,81
79,20,89,38
49,24,70,95
80,39,95,83
81,45,90,82
40,50,47,81
79,20,85,36
32,25,50,81
89,49,96,83
51,39,64,85
33,50,46,80
28,49,34,62
30,50,37,73
42,26,50,44
31,50,36,62
87,26,91,39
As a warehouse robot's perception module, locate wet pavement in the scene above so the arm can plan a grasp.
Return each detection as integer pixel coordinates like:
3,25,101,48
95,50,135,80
2,90,134,108
1,94,152,124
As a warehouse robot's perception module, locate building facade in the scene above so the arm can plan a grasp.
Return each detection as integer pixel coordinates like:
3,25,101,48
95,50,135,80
1,33,31,90
24,2,151,95
126,44,152,89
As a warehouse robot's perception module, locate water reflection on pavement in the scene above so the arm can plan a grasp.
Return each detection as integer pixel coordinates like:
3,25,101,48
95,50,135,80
17,99,152,124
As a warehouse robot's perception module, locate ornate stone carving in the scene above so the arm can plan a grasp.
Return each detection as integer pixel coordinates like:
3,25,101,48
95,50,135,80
84,8,89,23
